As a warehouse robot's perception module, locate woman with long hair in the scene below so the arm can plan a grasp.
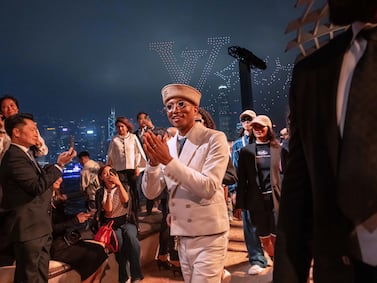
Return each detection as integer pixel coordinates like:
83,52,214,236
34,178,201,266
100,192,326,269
50,177,108,283
236,115,281,262
95,165,143,283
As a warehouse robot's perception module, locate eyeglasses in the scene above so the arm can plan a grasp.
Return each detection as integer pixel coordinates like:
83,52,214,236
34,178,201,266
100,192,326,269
240,116,253,123
165,100,193,113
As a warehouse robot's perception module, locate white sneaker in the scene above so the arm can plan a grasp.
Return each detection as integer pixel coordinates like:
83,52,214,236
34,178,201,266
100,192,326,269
221,268,231,283
248,264,265,275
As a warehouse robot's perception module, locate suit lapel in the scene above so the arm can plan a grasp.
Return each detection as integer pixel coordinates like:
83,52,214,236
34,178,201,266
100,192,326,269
179,138,199,166
9,144,42,174
27,150,42,174
168,136,179,159
317,29,353,177
318,64,340,176
168,124,201,166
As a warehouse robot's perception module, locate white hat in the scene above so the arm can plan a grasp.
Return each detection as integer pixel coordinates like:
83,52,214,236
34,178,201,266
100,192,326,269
161,84,201,106
239,110,256,121
251,115,272,129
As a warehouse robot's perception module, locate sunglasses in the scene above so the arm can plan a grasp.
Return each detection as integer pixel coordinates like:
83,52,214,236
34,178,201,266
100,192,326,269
165,100,192,113
240,116,253,123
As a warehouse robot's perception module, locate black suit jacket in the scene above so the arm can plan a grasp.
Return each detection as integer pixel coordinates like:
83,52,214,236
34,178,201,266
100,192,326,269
273,29,357,283
0,144,62,244
236,143,281,213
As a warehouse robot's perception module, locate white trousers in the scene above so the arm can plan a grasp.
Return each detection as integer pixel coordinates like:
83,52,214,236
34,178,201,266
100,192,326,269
178,231,228,283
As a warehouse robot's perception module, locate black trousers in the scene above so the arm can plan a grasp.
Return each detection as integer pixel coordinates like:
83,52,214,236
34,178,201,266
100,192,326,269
13,234,52,283
354,260,377,283
158,198,179,261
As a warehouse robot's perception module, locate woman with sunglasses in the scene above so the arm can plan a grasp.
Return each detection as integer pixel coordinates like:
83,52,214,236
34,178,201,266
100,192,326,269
236,115,281,263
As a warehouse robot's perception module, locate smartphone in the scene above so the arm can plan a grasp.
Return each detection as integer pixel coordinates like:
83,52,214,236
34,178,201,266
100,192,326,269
68,135,74,155
69,135,74,148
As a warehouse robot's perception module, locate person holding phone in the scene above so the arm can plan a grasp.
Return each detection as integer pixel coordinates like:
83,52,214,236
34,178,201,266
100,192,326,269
95,165,143,283
0,95,48,162
0,113,76,283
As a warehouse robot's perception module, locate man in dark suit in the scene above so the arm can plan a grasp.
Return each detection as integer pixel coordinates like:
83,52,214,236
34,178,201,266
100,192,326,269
274,1,377,282
0,113,76,283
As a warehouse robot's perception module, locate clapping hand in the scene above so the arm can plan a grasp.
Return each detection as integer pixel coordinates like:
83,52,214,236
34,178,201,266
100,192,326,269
143,131,172,166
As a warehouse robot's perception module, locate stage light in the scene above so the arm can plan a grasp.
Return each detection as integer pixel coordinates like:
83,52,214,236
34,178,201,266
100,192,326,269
228,46,266,70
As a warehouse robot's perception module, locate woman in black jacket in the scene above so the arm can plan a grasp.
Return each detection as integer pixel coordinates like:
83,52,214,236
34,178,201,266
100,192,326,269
50,177,108,283
236,115,281,261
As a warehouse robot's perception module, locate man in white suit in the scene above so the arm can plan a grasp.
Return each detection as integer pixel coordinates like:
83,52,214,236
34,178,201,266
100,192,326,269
142,84,229,283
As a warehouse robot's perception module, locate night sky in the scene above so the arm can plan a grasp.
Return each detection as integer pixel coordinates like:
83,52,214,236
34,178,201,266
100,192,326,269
0,0,313,129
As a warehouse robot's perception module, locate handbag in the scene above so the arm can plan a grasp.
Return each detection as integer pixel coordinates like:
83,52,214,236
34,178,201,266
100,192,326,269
63,229,81,246
94,220,119,253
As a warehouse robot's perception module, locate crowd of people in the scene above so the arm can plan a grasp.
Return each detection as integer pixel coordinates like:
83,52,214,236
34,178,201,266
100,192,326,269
0,85,287,283
1,1,377,282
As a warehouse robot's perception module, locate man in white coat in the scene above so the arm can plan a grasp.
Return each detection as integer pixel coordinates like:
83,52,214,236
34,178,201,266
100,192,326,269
142,83,229,283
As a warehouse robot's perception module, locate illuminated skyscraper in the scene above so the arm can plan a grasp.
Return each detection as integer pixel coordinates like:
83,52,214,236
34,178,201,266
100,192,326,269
216,85,234,139
107,108,116,141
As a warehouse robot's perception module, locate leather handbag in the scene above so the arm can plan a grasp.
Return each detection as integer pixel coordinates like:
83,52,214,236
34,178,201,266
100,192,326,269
94,220,119,253
63,229,81,246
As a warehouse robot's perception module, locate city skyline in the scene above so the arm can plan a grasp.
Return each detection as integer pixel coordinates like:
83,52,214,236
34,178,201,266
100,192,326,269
0,0,308,130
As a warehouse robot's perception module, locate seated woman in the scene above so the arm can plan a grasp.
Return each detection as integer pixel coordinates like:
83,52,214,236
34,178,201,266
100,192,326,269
50,177,108,283
95,165,143,283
